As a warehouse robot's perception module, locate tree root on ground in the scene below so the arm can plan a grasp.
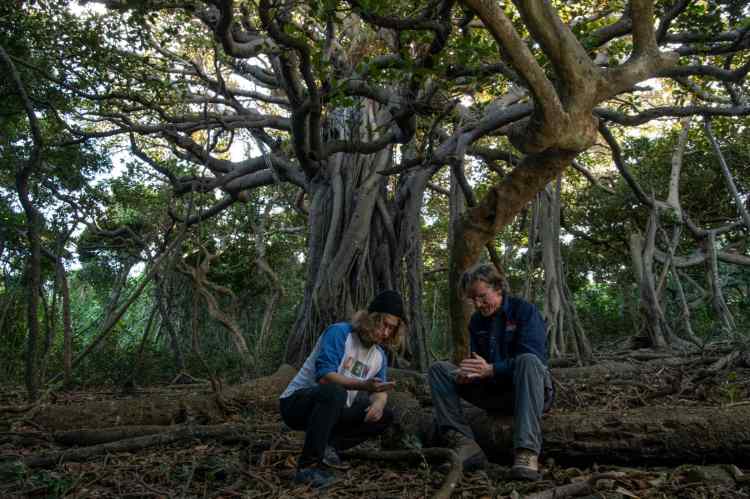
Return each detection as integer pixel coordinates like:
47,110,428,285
342,447,461,499
5,423,261,469
0,403,37,415
53,425,184,446
521,480,591,499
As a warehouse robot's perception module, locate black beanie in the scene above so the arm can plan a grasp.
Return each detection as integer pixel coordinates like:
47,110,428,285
368,290,405,321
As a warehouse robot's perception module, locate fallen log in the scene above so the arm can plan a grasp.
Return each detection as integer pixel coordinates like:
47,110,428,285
28,362,701,431
31,365,298,431
387,392,750,466
27,364,750,466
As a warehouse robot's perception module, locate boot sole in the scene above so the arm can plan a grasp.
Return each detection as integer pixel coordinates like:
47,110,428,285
511,466,541,481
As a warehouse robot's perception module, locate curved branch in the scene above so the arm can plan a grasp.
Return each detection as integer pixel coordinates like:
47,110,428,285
258,0,322,162
346,0,449,31
598,122,651,206
666,117,689,215
169,196,234,226
322,131,399,157
596,104,750,126
450,161,478,207
130,136,178,185
703,118,750,230
571,160,615,195
511,0,601,101
664,29,746,44
659,62,750,82
461,0,564,124
671,76,732,104
655,0,690,44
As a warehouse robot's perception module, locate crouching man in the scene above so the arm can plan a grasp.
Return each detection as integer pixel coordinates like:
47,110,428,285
280,290,407,488
429,264,553,481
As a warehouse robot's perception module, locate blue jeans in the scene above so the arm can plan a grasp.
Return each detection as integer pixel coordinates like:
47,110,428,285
428,353,552,454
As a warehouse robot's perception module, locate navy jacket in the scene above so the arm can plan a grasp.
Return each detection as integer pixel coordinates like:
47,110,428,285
468,295,547,381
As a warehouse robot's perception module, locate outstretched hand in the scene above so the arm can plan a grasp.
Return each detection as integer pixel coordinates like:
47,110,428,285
360,379,396,393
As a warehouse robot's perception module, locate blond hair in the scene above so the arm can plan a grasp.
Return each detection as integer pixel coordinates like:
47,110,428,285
351,310,406,351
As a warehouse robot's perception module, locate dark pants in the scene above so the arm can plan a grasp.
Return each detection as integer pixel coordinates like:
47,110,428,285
279,383,393,468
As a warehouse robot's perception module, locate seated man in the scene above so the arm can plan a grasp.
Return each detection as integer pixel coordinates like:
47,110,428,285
279,290,406,488
429,264,553,481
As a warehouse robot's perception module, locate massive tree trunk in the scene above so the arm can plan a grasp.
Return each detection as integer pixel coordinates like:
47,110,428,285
450,151,579,359
284,103,431,369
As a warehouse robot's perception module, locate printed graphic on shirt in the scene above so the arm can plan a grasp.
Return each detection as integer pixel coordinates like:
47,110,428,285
506,321,517,332
336,332,385,406
351,360,369,378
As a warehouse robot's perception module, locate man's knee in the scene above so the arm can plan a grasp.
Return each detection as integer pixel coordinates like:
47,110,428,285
428,361,455,381
515,353,544,372
513,354,545,385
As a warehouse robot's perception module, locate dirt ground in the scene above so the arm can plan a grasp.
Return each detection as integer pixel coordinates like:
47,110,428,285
1,355,749,498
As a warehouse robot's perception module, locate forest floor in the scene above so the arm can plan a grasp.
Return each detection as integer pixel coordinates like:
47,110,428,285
1,352,749,499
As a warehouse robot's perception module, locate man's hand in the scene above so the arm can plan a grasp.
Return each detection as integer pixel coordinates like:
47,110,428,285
364,398,386,422
459,353,493,380
360,379,396,393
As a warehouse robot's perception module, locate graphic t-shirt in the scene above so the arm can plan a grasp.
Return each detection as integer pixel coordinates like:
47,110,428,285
280,322,387,406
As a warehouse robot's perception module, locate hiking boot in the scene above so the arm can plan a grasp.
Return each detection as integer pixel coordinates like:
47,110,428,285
511,448,540,481
322,445,351,470
444,430,487,471
293,467,335,488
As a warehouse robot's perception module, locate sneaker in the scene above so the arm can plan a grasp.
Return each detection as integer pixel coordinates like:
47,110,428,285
322,445,351,470
511,448,540,481
444,430,487,471
293,467,335,488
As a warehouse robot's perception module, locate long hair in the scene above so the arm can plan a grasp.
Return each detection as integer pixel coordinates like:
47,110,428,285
351,310,406,350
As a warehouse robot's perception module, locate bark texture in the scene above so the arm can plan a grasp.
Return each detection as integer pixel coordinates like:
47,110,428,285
28,364,750,466
32,365,297,431
284,102,432,370
405,404,750,465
